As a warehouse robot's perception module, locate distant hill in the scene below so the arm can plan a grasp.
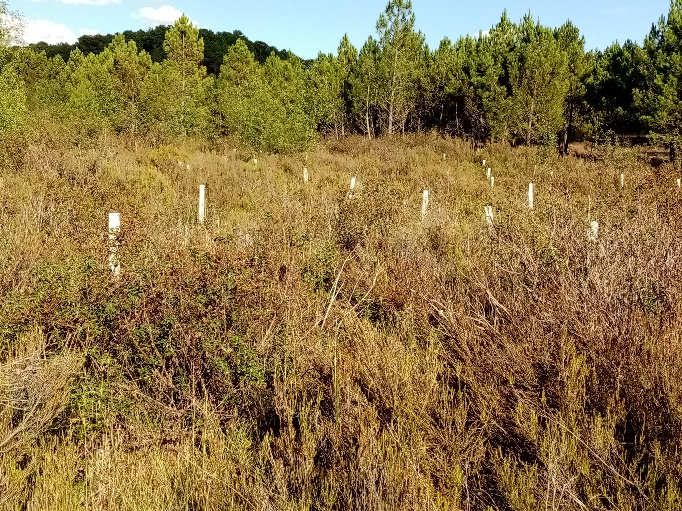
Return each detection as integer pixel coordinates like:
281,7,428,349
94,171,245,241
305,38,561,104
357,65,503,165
28,26,293,75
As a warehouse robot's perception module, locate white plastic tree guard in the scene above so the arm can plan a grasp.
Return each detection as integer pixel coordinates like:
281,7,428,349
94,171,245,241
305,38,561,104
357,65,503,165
108,212,121,278
198,185,206,224
484,205,494,228
528,183,534,209
588,220,599,242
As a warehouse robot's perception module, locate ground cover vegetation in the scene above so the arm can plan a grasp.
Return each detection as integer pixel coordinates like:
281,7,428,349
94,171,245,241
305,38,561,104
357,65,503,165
2,0,682,509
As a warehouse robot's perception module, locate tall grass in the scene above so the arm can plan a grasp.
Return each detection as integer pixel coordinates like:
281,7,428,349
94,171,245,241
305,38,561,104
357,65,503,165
0,134,681,510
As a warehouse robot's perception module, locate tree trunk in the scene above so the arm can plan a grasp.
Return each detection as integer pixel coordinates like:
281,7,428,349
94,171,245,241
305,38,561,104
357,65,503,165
526,98,534,145
562,101,574,156
557,129,568,156
365,85,372,140
388,96,394,136
455,101,459,136
181,32,187,138
387,49,399,136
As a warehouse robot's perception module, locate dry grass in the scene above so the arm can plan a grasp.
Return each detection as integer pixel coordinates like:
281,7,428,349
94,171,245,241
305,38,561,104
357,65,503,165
0,133,681,509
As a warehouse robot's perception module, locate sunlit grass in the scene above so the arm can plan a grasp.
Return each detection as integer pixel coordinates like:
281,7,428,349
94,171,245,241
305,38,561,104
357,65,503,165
1,134,681,510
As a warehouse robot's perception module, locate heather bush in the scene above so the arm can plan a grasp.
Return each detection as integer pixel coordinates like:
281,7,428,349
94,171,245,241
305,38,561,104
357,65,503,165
0,135,681,510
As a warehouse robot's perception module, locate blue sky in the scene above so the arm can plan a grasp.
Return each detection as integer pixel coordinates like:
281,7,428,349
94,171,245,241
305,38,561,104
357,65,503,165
12,0,670,58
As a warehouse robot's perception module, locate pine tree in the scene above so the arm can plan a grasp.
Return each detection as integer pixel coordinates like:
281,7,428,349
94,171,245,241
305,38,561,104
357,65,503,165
68,50,117,138
425,37,470,134
109,34,152,136
216,38,260,138
0,0,26,139
336,34,358,136
639,0,682,165
141,15,211,139
586,41,647,138
217,41,314,152
471,12,516,142
348,37,380,139
0,64,27,138
375,0,425,135
260,53,314,151
307,52,343,136
506,15,569,146
64,34,151,140
555,21,591,154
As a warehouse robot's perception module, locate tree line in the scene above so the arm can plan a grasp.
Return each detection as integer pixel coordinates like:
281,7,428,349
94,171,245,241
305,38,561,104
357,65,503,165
2,0,682,160
28,26,290,75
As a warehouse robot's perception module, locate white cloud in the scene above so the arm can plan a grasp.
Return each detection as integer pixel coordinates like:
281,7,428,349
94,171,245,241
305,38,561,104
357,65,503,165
29,0,121,4
138,5,183,25
60,0,121,4
23,19,77,44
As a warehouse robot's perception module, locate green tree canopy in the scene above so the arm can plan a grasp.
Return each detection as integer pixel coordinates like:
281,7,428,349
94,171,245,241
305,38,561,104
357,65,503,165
586,41,647,137
65,34,151,140
0,64,27,138
506,15,569,145
637,0,682,164
217,40,314,152
141,15,212,139
376,0,426,135
348,36,380,139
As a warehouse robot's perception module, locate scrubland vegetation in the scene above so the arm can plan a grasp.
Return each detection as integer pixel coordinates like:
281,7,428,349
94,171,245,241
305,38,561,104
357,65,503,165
1,135,682,510
3,0,682,509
